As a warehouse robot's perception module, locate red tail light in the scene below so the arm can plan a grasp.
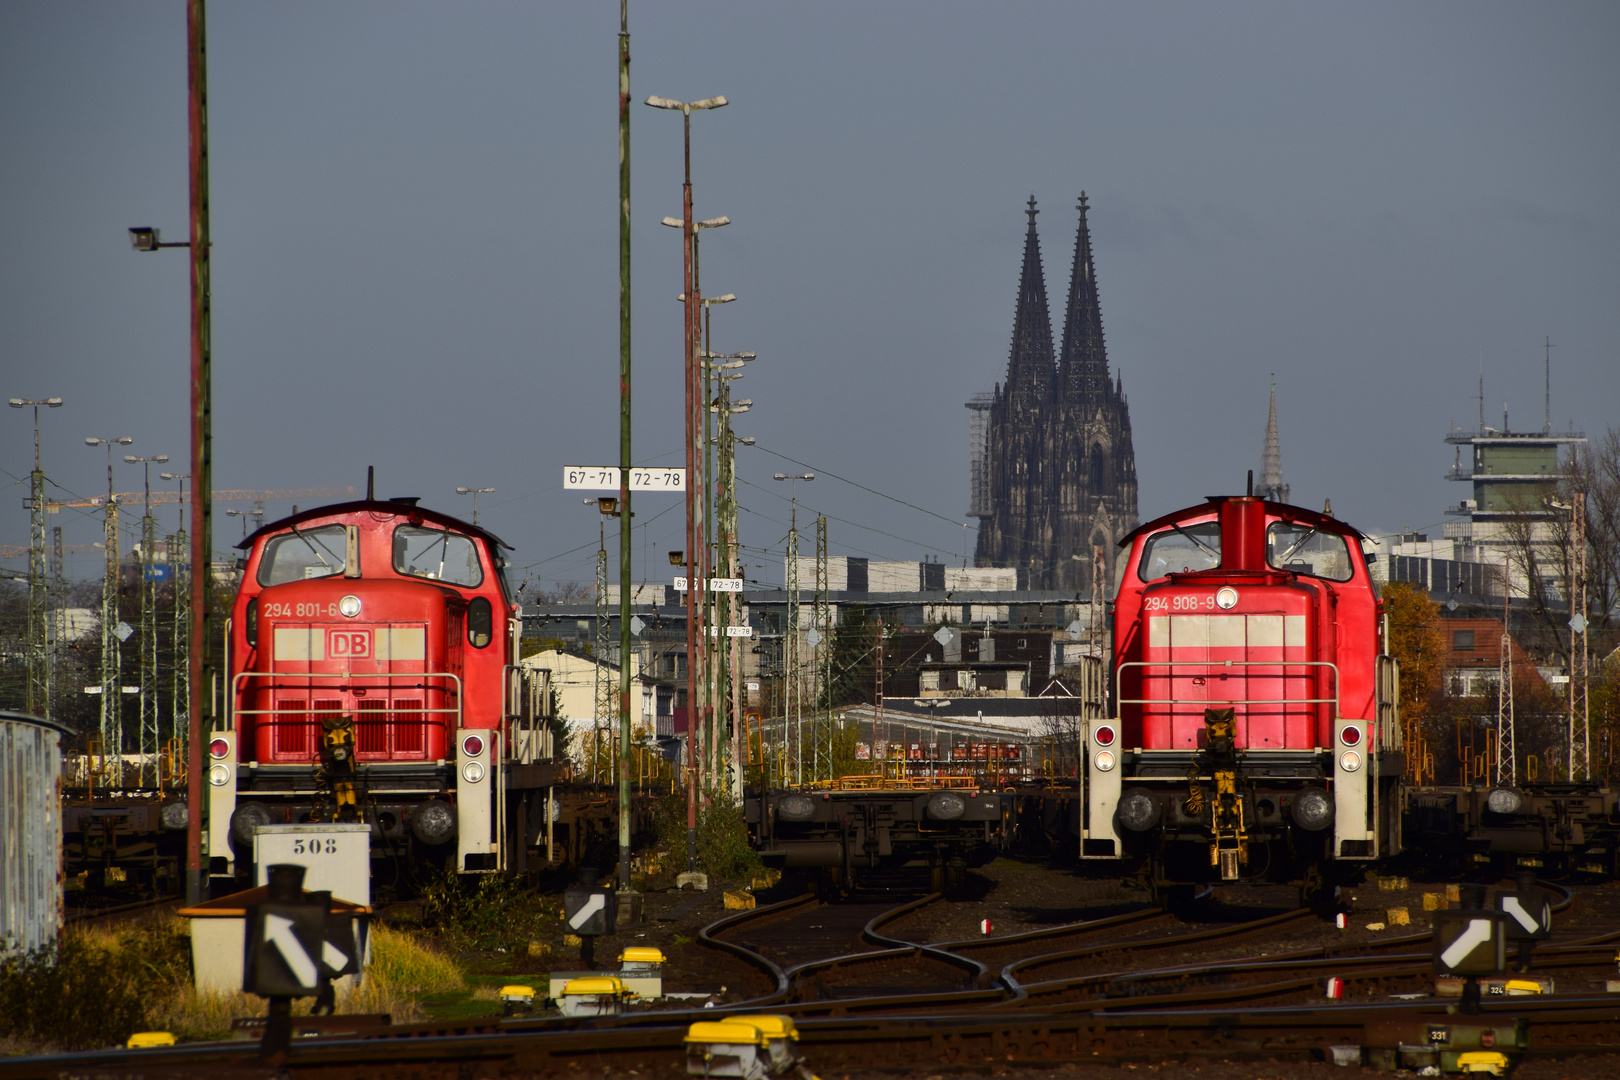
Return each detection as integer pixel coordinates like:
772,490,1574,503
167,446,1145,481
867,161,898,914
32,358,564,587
209,738,230,759
462,734,485,758
1339,725,1361,746
1094,725,1116,746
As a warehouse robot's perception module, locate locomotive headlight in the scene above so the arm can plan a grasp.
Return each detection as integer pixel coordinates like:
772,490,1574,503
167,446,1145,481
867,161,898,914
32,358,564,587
1215,586,1238,610
339,595,362,618
1290,787,1333,831
926,791,966,820
1095,750,1116,772
778,794,815,822
1339,750,1361,772
1486,787,1523,815
462,761,486,784
1117,788,1160,832
208,763,231,787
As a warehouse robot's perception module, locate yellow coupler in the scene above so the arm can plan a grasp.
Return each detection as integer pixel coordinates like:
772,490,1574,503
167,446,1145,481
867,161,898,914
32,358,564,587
558,975,631,1018
686,1020,769,1080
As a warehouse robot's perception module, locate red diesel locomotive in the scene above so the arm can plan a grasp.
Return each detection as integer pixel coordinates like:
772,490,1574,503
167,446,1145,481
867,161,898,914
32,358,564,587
207,496,550,882
1081,495,1402,891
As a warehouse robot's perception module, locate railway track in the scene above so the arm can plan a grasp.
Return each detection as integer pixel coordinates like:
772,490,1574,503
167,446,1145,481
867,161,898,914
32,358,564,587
5,878,1613,1078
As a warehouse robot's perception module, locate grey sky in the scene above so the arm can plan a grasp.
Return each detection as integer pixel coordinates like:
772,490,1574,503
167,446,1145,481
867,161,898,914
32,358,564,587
3,2,1616,591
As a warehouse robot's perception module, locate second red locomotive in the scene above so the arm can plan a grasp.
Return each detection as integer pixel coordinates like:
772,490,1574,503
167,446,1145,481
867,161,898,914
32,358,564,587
1081,494,1402,892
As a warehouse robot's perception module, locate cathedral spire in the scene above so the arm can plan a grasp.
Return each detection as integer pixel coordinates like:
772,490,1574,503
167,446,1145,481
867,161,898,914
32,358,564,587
1059,192,1109,400
1256,375,1290,504
1005,196,1055,400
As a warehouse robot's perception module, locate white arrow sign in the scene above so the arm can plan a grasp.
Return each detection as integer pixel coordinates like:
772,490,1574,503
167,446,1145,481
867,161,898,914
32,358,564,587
1501,896,1546,934
322,939,350,972
1440,917,1495,968
567,892,606,930
265,913,318,988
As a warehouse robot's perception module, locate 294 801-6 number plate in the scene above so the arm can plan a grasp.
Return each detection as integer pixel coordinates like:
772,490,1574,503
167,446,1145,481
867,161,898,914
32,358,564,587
261,601,345,619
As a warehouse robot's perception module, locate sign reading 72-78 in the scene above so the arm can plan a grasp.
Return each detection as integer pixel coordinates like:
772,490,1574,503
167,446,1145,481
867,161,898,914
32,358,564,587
564,467,686,492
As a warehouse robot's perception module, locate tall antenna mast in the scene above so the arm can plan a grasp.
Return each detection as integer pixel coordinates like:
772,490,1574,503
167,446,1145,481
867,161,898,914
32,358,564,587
1543,336,1553,434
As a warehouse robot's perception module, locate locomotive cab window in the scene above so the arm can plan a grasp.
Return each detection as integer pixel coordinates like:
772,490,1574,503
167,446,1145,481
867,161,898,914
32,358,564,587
393,525,483,587
467,596,493,648
1267,523,1354,582
1138,522,1221,581
257,525,348,586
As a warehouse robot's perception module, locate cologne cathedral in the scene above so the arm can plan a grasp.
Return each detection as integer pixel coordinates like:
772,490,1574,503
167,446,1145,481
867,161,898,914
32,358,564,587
969,195,1138,594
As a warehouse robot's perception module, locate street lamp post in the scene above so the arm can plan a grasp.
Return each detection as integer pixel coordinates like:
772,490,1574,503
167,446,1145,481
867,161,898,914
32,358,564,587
126,453,170,783
774,472,814,783
128,0,211,903
646,91,727,874
87,436,134,783
9,396,63,719
455,486,496,525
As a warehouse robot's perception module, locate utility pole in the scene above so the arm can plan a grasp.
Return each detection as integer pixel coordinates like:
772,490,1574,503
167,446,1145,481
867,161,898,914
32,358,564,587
706,356,751,799
595,510,613,784
616,0,634,889
813,516,828,781
1497,556,1515,787
187,0,213,905
128,454,170,785
10,397,62,719
785,511,799,783
162,473,191,764
1570,492,1589,781
874,617,885,777
88,437,132,784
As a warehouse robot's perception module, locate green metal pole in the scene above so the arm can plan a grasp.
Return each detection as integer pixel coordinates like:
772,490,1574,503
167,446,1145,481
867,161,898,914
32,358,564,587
616,0,634,890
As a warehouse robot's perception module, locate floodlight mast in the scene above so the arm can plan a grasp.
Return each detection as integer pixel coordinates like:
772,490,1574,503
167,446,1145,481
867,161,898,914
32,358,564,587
645,89,727,873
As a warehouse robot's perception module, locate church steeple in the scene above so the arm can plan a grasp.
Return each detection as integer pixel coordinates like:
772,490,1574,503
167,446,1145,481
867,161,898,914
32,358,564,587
1006,196,1055,400
1059,192,1109,401
1256,376,1290,504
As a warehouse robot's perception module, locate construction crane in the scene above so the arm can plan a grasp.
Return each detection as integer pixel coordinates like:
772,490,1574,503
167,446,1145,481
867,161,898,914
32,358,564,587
43,485,355,512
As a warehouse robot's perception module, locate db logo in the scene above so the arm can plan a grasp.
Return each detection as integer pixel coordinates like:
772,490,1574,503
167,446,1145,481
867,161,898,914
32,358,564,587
327,629,372,659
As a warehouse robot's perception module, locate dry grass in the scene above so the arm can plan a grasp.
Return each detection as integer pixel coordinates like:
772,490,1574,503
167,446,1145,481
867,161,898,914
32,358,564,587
1,913,467,1049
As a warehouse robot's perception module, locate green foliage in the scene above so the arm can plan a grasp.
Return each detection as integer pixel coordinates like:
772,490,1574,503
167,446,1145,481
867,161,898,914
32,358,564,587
418,865,560,952
0,920,190,1051
653,794,762,881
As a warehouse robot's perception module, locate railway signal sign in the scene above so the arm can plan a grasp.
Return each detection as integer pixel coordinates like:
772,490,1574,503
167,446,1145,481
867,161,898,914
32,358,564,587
1496,890,1551,941
1433,910,1507,976
246,900,327,997
564,886,616,936
564,466,686,492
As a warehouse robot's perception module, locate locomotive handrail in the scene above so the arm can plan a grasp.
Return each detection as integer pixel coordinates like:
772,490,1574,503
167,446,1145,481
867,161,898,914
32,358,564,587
1114,659,1341,713
231,670,465,730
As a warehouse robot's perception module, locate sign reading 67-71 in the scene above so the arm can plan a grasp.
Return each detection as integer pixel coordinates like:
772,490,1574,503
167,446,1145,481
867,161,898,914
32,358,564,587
564,467,686,492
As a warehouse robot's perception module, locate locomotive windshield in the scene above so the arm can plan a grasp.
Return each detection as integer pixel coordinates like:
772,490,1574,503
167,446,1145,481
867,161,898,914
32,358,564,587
1138,522,1220,581
258,525,348,585
393,525,483,587
1267,522,1354,582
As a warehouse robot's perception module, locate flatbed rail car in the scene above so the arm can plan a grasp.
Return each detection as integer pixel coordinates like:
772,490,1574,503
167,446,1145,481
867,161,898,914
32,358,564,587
746,776,1011,889
209,497,565,885
1079,495,1403,892
1408,783,1620,876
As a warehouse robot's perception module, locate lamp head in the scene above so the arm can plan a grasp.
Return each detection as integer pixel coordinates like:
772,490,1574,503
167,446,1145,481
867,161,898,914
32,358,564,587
668,551,684,566
128,227,160,252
